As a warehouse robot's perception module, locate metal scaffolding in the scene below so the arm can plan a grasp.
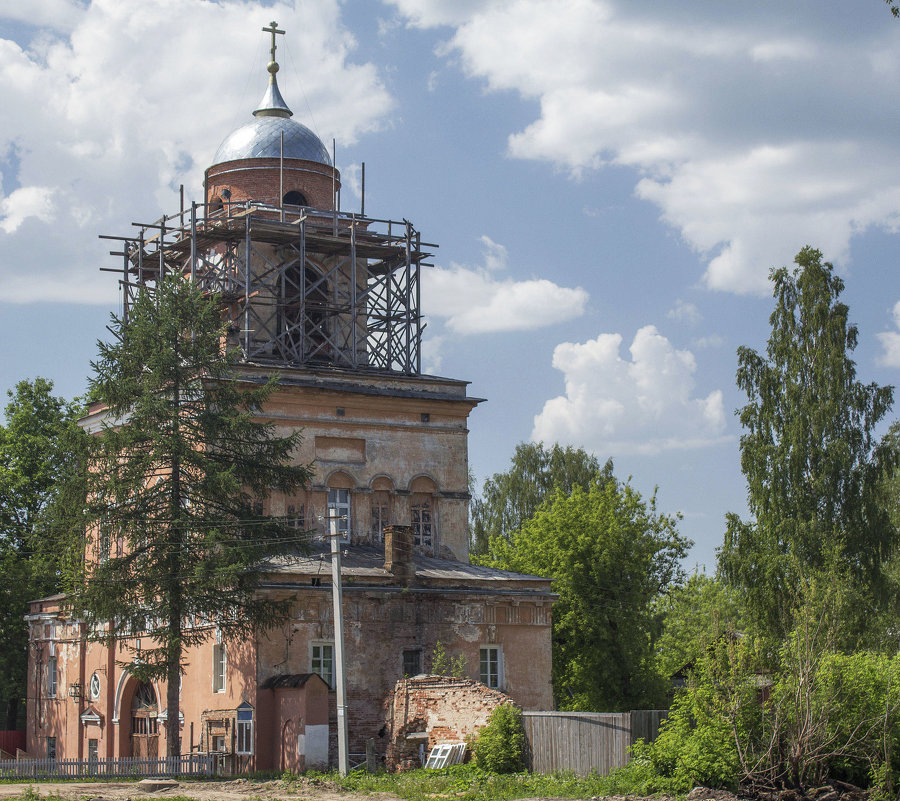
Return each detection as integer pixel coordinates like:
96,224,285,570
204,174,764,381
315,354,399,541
101,201,432,375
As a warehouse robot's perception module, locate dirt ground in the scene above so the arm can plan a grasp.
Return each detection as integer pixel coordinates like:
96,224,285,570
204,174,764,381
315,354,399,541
0,779,739,801
0,778,396,801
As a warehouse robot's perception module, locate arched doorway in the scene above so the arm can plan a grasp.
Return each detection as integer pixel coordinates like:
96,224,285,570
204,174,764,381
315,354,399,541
130,681,159,757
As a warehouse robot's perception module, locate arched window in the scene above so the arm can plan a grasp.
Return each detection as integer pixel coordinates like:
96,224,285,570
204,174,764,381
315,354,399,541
370,477,394,542
409,476,437,549
327,472,354,543
282,190,308,208
130,680,159,755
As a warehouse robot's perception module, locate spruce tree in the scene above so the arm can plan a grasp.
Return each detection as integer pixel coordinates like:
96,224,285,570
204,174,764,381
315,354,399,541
719,246,894,643
70,274,311,758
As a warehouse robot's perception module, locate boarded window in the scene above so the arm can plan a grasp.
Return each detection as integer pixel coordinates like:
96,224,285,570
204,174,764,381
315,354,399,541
402,649,422,677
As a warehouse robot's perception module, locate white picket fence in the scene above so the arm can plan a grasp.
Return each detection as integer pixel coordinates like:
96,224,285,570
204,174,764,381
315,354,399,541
0,753,217,779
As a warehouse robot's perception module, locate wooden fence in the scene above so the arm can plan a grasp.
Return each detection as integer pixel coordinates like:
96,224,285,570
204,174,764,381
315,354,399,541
523,710,667,776
0,753,217,779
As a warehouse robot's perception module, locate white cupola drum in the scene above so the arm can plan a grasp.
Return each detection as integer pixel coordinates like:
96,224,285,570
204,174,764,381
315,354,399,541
105,22,429,375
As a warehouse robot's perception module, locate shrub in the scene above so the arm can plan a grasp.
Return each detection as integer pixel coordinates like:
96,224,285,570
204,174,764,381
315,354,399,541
473,703,527,773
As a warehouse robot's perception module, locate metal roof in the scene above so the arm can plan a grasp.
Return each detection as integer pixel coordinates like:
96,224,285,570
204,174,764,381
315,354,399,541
262,543,551,586
212,115,332,165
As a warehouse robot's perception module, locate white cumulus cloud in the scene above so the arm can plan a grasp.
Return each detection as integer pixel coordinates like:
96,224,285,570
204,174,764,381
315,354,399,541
421,235,588,335
667,299,701,325
0,0,393,303
0,186,56,234
877,300,900,368
386,0,900,295
532,325,729,455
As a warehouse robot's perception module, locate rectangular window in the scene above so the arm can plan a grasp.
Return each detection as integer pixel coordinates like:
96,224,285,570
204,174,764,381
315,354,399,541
211,734,226,753
411,499,433,548
327,489,350,541
311,642,334,687
236,705,254,755
287,504,305,530
88,739,98,762
371,494,390,542
97,525,111,563
402,649,422,677
47,656,57,698
212,643,226,693
46,737,56,761
480,646,502,689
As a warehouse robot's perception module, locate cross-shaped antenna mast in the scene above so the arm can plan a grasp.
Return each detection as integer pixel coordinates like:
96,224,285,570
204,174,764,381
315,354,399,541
262,20,285,71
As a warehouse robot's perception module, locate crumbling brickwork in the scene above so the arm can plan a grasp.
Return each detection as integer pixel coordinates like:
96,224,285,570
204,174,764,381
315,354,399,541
383,676,513,771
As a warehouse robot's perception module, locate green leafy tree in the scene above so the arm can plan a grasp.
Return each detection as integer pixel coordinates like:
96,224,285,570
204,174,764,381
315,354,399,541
719,246,894,643
69,274,312,757
479,474,690,711
470,442,613,554
0,378,81,730
473,703,527,773
653,571,746,681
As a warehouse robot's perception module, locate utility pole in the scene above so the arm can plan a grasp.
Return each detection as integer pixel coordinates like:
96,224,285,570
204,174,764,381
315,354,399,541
330,531,350,776
321,513,350,777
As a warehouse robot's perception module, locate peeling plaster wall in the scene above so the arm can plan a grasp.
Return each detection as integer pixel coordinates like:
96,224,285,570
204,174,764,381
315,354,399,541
256,588,553,765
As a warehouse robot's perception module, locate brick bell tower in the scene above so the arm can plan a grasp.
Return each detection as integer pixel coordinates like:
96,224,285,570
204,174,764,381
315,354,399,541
103,22,479,562
205,22,338,212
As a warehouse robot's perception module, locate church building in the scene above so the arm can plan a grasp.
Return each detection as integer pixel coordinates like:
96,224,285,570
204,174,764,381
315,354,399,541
25,24,554,772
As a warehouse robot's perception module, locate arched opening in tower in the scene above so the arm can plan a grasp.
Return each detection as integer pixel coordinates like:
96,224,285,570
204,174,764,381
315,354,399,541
282,190,308,208
283,262,330,363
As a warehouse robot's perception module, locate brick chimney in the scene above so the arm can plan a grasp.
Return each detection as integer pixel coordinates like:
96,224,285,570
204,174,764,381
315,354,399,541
384,524,415,584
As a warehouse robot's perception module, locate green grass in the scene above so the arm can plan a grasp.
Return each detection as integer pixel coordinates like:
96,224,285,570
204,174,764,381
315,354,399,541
286,762,681,801
0,762,683,801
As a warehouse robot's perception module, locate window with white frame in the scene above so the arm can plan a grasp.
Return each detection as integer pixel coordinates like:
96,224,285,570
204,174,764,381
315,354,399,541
411,496,433,548
327,489,350,541
212,643,226,693
479,646,502,689
311,642,334,687
47,656,58,698
236,702,254,754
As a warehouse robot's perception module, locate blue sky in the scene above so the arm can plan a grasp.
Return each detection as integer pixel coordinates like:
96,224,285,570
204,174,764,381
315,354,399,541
2,0,900,569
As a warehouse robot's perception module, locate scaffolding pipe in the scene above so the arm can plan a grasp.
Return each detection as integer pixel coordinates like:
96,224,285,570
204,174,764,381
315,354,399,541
190,202,197,282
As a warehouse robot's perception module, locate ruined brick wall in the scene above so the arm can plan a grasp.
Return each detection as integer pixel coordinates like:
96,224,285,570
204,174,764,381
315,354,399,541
383,676,513,771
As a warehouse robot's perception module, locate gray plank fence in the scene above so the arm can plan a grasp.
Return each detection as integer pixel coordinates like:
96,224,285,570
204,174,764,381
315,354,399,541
523,710,668,776
0,753,217,779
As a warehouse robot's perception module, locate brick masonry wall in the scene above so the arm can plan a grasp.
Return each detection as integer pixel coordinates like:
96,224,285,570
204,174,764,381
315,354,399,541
383,676,513,771
206,158,339,210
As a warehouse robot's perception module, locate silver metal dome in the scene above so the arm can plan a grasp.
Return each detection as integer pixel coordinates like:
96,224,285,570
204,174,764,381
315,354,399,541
212,116,332,165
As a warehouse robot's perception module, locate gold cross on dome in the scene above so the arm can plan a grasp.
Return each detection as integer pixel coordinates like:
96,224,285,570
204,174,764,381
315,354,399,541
262,21,285,65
